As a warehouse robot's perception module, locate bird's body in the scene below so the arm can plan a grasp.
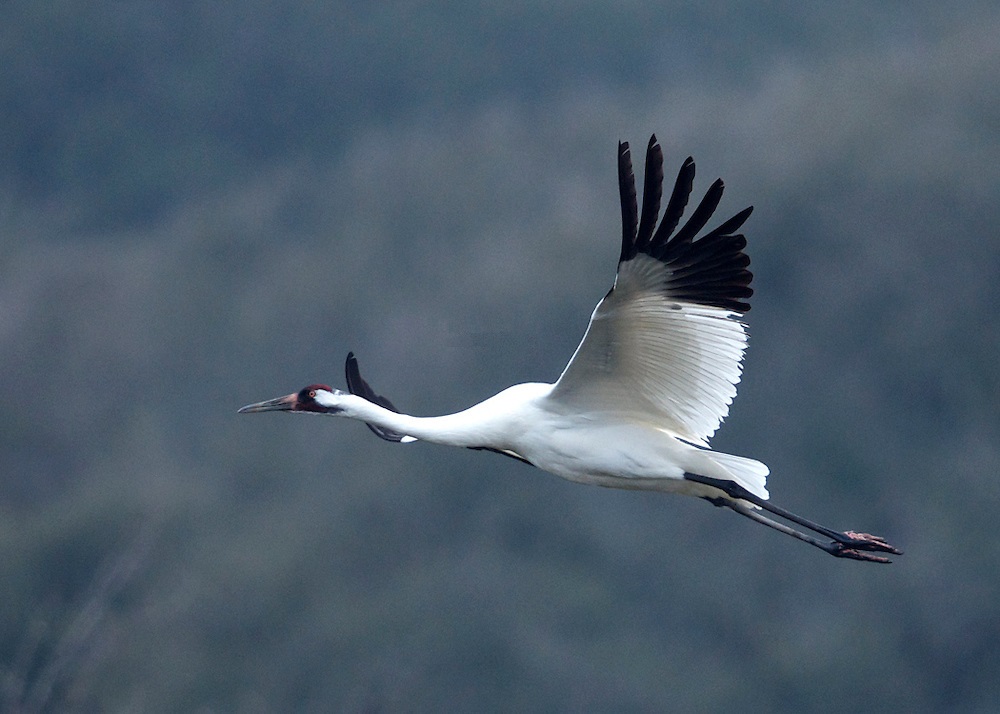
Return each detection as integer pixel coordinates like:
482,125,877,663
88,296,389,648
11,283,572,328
240,135,901,562
318,381,767,499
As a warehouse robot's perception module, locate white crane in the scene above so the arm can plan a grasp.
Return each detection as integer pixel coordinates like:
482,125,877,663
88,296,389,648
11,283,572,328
240,135,901,563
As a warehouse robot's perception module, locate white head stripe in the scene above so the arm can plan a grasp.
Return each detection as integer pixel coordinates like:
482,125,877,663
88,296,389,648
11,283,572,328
313,390,340,407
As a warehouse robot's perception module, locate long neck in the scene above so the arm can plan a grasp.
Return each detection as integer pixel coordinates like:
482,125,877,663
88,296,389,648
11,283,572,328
339,394,500,447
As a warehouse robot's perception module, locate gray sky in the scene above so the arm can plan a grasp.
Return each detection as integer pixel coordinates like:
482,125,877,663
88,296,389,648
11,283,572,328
2,3,999,710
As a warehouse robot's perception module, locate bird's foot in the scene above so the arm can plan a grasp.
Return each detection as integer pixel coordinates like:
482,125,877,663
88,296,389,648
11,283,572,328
829,531,903,563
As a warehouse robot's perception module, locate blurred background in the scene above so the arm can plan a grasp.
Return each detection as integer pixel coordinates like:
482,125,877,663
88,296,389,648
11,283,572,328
2,2,999,711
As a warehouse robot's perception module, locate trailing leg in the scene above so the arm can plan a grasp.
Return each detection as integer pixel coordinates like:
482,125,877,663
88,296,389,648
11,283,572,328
685,473,902,563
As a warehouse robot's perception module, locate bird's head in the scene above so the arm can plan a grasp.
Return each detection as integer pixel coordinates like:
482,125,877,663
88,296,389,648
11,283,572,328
238,384,347,415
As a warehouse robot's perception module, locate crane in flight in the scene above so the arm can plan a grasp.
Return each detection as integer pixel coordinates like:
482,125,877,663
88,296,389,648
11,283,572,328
240,135,902,563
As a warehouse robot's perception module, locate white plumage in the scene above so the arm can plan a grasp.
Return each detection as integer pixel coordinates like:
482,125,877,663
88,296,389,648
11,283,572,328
552,255,749,448
240,135,900,562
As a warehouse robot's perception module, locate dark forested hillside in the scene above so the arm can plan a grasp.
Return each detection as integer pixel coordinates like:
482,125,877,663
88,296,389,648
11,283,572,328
2,3,999,711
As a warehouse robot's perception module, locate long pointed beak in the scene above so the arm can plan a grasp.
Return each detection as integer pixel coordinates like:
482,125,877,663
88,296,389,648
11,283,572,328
238,393,297,413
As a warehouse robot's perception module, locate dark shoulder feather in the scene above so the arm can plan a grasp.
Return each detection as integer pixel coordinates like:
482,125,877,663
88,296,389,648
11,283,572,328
616,135,754,314
344,352,411,442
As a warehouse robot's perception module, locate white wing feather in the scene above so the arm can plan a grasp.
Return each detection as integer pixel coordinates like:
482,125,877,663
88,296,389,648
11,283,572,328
549,254,746,446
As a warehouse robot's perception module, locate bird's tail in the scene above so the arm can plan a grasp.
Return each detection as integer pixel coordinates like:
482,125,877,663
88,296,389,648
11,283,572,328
706,452,770,501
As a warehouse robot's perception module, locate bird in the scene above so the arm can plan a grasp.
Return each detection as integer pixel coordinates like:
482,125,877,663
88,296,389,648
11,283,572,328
239,135,902,563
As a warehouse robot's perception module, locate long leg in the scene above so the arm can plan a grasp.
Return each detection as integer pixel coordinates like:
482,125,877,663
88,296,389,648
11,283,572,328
684,473,902,563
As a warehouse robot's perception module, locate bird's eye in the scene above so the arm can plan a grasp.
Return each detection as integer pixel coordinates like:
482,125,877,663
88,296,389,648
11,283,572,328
308,389,317,399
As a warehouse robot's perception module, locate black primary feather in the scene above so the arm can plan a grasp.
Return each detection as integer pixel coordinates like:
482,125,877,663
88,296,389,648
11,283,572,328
618,141,639,262
635,135,664,255
617,136,754,314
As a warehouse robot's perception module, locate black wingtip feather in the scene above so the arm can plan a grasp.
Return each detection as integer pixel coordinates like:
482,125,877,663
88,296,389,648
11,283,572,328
344,352,411,442
654,156,696,247
616,138,754,314
666,178,725,249
635,136,664,254
703,205,753,239
618,141,638,263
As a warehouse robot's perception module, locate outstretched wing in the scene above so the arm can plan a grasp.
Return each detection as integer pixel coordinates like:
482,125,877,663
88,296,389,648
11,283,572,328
548,135,753,446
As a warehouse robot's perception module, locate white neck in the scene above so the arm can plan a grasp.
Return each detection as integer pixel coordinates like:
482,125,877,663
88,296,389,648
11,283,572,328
335,394,495,446
327,383,552,448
